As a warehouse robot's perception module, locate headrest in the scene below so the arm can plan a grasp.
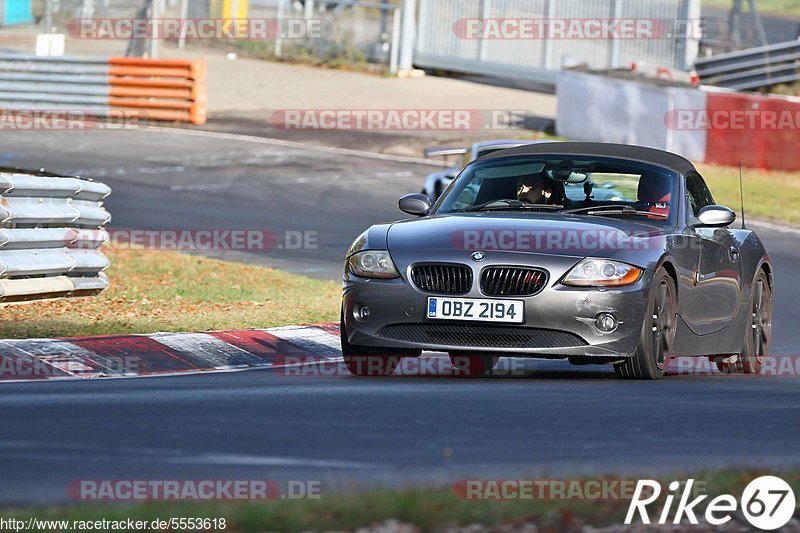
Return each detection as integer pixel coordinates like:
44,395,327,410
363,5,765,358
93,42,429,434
638,174,672,204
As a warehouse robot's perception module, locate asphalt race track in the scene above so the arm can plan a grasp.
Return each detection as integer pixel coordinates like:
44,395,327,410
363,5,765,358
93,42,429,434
0,128,799,504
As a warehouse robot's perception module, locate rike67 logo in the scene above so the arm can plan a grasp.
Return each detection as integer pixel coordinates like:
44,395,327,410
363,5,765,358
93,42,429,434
626,476,796,530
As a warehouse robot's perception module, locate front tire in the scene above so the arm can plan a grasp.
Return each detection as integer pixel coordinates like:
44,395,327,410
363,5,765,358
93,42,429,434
717,270,772,374
614,268,677,380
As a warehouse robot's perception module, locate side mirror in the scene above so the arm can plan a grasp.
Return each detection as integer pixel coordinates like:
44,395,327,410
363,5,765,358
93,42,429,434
398,193,432,216
695,205,736,227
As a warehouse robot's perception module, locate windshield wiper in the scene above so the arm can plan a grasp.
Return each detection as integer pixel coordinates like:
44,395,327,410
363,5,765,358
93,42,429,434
457,200,563,213
562,204,667,219
562,204,630,214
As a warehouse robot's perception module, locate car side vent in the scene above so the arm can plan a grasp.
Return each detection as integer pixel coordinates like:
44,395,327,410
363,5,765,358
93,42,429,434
481,267,547,296
411,264,472,295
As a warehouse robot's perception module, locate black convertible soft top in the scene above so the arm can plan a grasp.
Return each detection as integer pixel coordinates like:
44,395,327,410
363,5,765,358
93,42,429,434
478,142,697,175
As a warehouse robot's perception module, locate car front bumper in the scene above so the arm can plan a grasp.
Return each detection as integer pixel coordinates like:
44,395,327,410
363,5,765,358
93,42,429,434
342,252,652,359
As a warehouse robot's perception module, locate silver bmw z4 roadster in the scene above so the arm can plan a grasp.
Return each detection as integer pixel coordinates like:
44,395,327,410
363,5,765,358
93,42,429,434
341,142,773,379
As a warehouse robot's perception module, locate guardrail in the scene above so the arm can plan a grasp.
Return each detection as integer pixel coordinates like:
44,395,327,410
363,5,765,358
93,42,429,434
0,169,111,304
0,54,207,124
694,40,800,91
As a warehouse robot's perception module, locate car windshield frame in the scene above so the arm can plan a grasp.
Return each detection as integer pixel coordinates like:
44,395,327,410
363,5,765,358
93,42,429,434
433,154,680,226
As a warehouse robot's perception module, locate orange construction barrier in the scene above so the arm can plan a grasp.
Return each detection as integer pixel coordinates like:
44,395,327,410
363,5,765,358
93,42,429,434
108,57,208,125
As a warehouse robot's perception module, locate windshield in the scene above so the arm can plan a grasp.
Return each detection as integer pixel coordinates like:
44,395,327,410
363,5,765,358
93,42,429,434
436,155,678,223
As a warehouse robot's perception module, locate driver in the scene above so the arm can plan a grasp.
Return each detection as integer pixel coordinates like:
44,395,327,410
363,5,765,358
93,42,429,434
516,174,548,204
517,174,569,207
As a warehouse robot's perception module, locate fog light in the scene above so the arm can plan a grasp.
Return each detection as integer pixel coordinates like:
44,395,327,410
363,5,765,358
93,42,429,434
358,305,371,320
595,313,618,333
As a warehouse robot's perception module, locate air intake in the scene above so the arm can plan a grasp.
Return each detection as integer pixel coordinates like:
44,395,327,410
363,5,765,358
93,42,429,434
481,267,547,296
411,264,472,295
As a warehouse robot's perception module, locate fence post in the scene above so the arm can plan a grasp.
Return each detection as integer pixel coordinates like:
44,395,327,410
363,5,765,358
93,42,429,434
178,0,189,49
607,0,621,68
81,0,95,18
678,0,701,70
478,0,491,61
747,0,768,48
541,0,554,69
275,0,285,57
399,0,416,71
149,0,162,59
390,7,401,74
44,0,54,32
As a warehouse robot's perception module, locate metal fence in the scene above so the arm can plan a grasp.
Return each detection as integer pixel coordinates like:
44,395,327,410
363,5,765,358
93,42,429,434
1,0,152,57
0,170,111,304
698,4,797,55
33,0,406,71
9,0,708,80
414,0,701,84
244,0,401,71
695,40,800,91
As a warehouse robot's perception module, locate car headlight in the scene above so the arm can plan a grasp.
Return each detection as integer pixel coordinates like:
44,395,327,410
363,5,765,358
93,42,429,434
562,258,642,287
348,250,399,279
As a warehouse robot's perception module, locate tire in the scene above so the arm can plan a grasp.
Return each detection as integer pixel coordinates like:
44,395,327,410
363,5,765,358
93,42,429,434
340,307,401,377
614,267,677,380
449,353,499,377
716,270,772,374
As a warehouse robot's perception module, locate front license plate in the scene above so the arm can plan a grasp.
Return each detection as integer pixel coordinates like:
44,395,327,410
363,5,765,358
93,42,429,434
427,297,524,324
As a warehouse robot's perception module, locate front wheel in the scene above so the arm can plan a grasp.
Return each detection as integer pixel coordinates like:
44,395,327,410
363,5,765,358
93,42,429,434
614,268,677,380
717,270,772,374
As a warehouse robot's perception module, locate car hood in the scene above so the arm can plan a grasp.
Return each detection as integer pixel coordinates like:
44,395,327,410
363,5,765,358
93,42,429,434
386,213,670,262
